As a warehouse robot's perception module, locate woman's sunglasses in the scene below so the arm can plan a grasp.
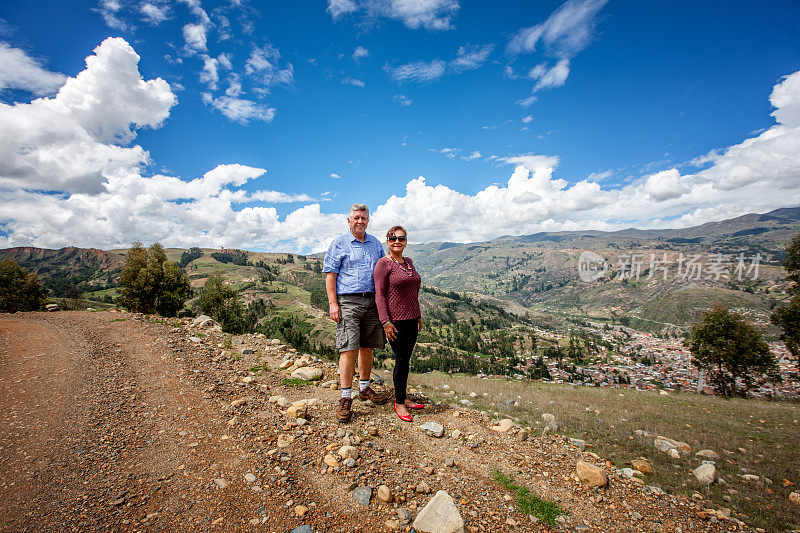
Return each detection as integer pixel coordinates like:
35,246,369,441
388,235,407,242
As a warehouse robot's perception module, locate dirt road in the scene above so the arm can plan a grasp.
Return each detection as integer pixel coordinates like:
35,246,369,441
0,312,744,532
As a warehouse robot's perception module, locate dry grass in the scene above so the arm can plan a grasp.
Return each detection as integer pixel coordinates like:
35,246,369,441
411,371,800,532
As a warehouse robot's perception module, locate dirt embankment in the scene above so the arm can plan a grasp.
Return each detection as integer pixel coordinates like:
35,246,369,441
0,312,746,532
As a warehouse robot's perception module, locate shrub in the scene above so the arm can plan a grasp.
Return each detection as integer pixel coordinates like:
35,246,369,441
118,242,192,316
197,272,246,333
0,260,46,312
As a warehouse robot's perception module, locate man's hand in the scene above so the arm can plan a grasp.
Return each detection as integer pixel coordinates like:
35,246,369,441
329,303,341,323
384,321,398,341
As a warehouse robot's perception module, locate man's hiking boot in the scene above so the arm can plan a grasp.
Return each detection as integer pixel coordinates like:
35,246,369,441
358,386,390,405
336,398,352,423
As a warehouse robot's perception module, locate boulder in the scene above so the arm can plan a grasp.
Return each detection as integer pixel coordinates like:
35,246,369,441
653,438,675,453
542,413,556,424
790,491,800,506
286,400,310,419
191,314,218,328
692,463,717,486
569,438,587,451
45,303,60,312
291,366,322,381
352,486,372,506
338,445,358,460
576,461,608,487
412,490,464,533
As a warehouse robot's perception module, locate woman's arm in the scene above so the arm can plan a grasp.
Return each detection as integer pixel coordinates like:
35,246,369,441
373,257,392,325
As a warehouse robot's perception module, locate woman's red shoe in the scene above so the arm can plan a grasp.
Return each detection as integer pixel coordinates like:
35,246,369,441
394,401,412,422
405,400,423,410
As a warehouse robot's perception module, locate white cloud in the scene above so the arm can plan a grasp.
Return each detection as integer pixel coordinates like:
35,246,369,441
353,46,369,60
0,37,175,194
464,151,481,160
770,70,800,128
522,115,533,124
394,94,412,106
97,0,130,31
507,0,608,56
177,0,211,25
183,23,208,53
202,93,275,124
640,169,687,201
529,58,570,91
342,77,365,87
516,95,537,107
507,0,607,95
245,45,294,91
140,2,170,24
0,42,66,96
200,55,218,89
450,44,494,72
385,59,446,83
430,147,459,159
327,0,459,31
330,173,341,179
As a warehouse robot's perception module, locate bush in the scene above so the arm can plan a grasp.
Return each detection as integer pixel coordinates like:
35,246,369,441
118,242,192,316
198,272,247,333
178,247,204,268
0,260,46,312
210,249,248,266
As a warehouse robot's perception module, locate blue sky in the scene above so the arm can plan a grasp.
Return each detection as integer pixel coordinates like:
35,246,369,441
1,0,799,252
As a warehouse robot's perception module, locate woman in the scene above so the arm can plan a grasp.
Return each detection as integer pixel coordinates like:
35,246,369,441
374,225,423,422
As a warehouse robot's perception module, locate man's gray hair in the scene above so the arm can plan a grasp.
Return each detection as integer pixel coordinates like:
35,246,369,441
349,203,369,218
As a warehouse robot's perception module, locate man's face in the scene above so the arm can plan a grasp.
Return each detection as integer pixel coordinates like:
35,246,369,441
348,210,369,236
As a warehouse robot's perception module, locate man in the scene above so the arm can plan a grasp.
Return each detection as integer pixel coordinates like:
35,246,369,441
323,203,390,423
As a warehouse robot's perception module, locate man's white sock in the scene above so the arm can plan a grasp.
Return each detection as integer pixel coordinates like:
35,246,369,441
341,387,352,399
359,379,370,392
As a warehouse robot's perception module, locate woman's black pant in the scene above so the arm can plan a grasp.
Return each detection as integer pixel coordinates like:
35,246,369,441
388,319,418,403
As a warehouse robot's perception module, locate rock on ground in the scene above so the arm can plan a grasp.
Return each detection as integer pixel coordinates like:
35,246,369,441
692,463,717,486
412,490,464,533
576,461,608,487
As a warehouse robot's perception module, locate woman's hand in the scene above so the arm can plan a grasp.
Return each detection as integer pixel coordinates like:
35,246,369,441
384,321,398,341
417,318,423,332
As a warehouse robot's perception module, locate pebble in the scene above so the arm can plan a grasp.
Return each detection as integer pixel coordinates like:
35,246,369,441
419,421,445,438
244,473,256,483
377,485,393,503
352,486,372,506
213,478,229,489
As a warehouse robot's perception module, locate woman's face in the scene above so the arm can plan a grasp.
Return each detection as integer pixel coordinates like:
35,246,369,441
387,229,407,255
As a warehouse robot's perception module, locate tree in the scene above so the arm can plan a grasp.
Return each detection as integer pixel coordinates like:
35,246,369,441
198,272,246,333
0,260,46,312
771,232,800,370
178,247,204,268
688,305,780,397
118,242,191,316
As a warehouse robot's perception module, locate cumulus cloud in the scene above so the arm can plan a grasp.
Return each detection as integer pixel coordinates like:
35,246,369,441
0,37,175,194
0,39,330,252
394,94,412,106
353,46,369,60
0,42,66,96
529,58,570,91
327,0,460,31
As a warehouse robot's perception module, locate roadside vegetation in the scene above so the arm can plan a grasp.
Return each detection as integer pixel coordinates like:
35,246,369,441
0,259,46,312
413,372,800,532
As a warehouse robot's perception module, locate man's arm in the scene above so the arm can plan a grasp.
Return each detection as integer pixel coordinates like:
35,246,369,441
325,272,340,323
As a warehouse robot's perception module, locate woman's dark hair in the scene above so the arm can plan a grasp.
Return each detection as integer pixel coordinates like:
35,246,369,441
386,225,407,240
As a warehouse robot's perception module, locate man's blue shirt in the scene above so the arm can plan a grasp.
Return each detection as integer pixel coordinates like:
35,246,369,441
323,231,385,294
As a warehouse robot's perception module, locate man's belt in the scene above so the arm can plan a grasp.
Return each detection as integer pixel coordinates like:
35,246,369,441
339,292,375,297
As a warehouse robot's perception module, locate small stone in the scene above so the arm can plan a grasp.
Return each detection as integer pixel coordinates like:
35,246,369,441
569,438,586,451
292,367,323,381
630,459,652,474
576,461,608,487
338,445,358,460
352,486,372,506
277,434,294,448
294,505,309,517
692,463,717,486
242,348,255,355
377,485,393,503
490,419,514,432
542,413,555,423
397,508,413,524
517,430,529,442
415,480,431,494
213,478,229,489
789,491,800,505
695,449,720,460
412,490,464,533
420,421,445,438
290,526,314,533
450,429,462,439
667,448,681,459
444,458,455,467
230,398,249,408
324,454,340,468
741,474,760,483
244,473,256,483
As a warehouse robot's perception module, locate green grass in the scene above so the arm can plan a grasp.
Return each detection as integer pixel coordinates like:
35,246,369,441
491,467,567,526
282,378,313,387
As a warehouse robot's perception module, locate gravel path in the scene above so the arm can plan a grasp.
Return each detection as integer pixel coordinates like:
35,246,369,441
0,311,748,532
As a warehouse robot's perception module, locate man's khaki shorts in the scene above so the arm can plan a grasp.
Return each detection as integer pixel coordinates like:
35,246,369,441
336,294,386,352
